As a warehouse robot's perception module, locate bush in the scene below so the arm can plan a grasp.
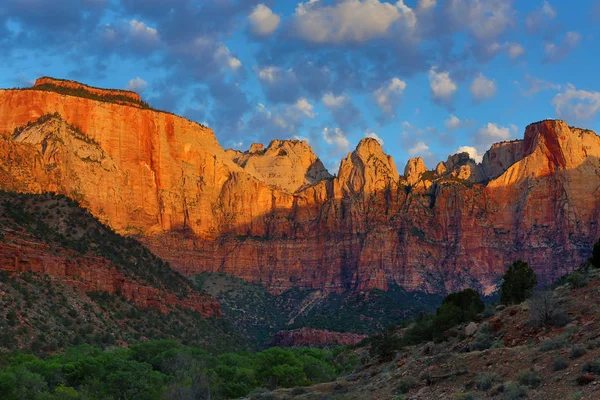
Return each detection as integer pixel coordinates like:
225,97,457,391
570,345,586,360
582,360,600,375
369,325,402,362
476,373,497,390
432,289,485,340
553,357,569,371
528,291,568,327
540,335,567,352
517,370,541,388
503,381,527,399
500,260,538,305
395,376,417,394
566,272,587,288
455,392,476,400
470,323,493,351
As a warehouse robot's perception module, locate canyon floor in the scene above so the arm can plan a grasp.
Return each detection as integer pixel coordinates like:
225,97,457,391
246,269,600,400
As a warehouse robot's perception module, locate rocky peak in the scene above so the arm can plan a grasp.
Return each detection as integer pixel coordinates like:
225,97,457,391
229,139,331,193
403,157,427,186
335,138,399,195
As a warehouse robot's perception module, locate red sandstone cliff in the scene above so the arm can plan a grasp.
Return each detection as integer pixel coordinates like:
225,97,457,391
0,80,599,296
268,328,368,347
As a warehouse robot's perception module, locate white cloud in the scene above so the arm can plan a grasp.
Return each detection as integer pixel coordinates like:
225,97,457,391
525,1,557,32
470,73,496,102
429,68,457,102
322,92,348,108
474,123,518,150
248,4,281,36
521,74,561,96
257,66,281,83
365,130,384,146
323,127,350,152
293,98,315,118
215,44,242,70
488,41,525,60
446,0,514,41
552,84,600,120
445,115,461,130
408,141,429,156
291,0,417,44
544,31,581,63
374,77,407,114
455,146,483,163
417,0,436,11
126,77,147,92
129,20,159,44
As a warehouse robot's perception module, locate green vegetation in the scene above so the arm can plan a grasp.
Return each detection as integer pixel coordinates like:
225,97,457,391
553,357,568,371
432,288,484,340
0,342,350,399
475,373,497,391
368,325,402,362
500,260,538,305
516,369,541,389
32,82,152,108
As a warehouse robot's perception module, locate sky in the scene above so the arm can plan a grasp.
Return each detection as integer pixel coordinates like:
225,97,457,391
1,0,600,173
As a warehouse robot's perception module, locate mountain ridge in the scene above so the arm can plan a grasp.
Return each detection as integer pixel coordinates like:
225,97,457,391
1,78,599,297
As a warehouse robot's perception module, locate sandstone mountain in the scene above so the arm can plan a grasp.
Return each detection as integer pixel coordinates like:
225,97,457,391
1,78,599,296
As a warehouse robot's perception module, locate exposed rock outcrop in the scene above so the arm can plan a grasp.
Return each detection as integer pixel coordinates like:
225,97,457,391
268,328,368,347
1,80,599,297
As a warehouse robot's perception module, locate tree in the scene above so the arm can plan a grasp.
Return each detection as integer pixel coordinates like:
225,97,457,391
369,325,403,362
432,288,485,340
500,260,537,305
591,239,600,268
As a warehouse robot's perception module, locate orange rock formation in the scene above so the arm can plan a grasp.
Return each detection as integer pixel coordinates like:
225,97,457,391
1,80,599,296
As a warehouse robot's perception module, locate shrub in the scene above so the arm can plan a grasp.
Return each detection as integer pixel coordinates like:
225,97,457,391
570,345,586,360
476,373,497,390
369,325,403,362
566,272,587,288
455,392,476,400
517,370,541,388
470,323,493,351
582,360,600,375
503,381,527,399
553,357,569,371
395,376,417,394
432,288,485,340
528,291,568,327
540,335,567,352
500,260,538,305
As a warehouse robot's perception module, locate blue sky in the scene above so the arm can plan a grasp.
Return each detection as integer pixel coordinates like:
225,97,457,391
1,0,600,173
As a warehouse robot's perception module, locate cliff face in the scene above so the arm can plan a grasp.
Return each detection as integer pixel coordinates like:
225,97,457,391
268,328,368,347
1,80,599,296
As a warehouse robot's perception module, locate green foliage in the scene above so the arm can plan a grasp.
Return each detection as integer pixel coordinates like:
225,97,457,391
553,357,568,371
500,260,538,305
0,343,345,399
470,323,493,351
395,376,417,394
582,359,600,375
566,272,587,288
570,344,586,360
369,325,402,362
503,381,527,399
540,335,567,352
476,373,497,390
516,369,541,388
431,288,484,340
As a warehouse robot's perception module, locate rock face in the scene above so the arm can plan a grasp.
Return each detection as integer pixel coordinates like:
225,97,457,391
227,139,332,193
268,328,368,347
1,80,600,296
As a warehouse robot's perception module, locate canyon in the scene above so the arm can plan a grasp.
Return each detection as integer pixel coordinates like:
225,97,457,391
1,78,599,297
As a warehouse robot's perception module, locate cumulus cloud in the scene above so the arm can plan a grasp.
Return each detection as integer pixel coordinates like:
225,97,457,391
445,115,461,130
126,77,147,92
446,0,515,42
520,74,561,96
248,4,281,36
214,44,242,70
488,41,525,59
129,19,159,44
322,92,363,129
429,68,457,104
373,77,407,115
323,127,351,153
525,1,557,33
256,66,301,103
470,73,496,102
455,146,483,163
552,84,600,120
408,141,430,156
474,123,518,150
290,0,417,44
365,130,384,146
323,92,348,108
293,98,315,118
544,31,581,63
